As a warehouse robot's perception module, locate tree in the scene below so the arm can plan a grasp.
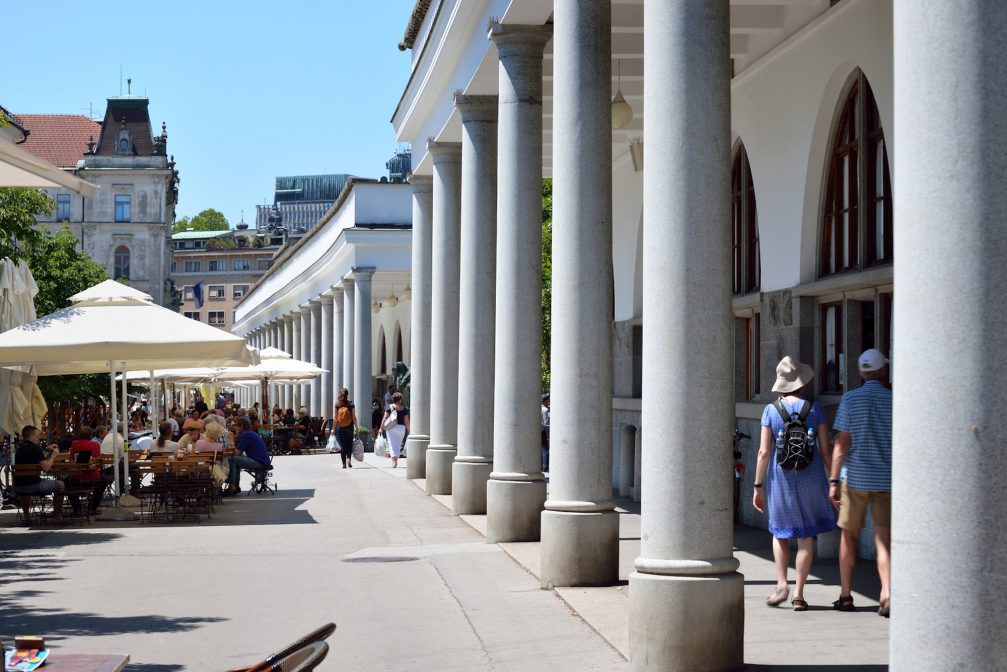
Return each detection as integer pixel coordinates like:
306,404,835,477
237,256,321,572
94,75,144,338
0,187,53,261
541,178,552,392
172,208,230,233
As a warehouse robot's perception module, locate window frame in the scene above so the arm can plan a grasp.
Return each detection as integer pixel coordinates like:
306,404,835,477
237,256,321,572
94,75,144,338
208,285,226,301
233,259,251,272
233,285,249,300
114,194,131,223
820,72,892,279
56,193,71,221
208,311,226,326
183,260,201,273
184,311,201,321
113,245,130,280
731,144,760,295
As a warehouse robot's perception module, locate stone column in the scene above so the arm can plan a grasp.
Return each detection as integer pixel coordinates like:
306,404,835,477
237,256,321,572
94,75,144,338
485,22,551,543
283,315,294,410
891,3,1007,669
619,426,635,498
406,176,434,479
353,268,375,428
332,288,345,401
426,141,463,496
541,0,618,588
632,428,642,503
291,311,303,410
452,94,498,515
299,306,311,412
630,3,743,670
310,299,323,417
342,279,356,403
320,295,334,420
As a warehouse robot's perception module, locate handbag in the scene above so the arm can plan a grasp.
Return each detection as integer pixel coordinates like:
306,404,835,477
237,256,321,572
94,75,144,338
352,437,364,462
325,434,338,453
374,435,388,457
382,407,398,432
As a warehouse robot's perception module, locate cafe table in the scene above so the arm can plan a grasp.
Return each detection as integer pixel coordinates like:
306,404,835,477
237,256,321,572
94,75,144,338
29,653,129,671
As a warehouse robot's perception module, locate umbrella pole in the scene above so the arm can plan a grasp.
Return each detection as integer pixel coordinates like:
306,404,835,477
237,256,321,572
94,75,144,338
149,370,158,435
121,361,129,495
261,376,268,417
109,361,120,498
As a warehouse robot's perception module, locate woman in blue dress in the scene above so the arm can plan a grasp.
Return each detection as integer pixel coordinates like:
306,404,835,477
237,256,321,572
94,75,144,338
753,356,837,611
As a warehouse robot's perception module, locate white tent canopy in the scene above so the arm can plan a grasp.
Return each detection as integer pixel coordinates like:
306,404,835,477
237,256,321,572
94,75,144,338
0,297,255,375
69,280,153,303
0,137,98,196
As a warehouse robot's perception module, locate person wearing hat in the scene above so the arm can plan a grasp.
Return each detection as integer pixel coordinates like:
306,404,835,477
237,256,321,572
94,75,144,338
540,393,550,473
753,356,837,612
829,348,893,617
177,418,204,453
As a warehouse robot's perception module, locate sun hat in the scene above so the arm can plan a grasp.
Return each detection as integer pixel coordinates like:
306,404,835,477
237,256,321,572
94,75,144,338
183,418,204,431
858,348,889,372
771,356,815,394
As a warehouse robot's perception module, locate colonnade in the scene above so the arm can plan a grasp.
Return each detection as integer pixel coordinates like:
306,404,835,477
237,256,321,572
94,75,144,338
236,271,374,421
400,3,742,668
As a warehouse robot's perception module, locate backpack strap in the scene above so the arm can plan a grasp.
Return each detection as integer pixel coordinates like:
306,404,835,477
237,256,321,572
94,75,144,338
774,398,792,424
796,399,812,423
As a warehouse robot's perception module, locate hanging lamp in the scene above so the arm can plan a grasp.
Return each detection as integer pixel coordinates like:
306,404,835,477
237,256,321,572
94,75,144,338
611,59,634,129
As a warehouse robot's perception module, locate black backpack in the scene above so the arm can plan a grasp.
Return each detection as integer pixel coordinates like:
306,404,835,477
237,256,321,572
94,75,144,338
774,399,814,471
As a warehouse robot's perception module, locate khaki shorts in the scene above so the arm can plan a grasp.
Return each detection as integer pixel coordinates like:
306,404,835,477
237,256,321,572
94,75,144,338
838,483,891,530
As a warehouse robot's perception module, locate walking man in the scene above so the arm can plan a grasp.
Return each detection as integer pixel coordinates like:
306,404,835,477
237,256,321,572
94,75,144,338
829,348,892,617
540,393,550,472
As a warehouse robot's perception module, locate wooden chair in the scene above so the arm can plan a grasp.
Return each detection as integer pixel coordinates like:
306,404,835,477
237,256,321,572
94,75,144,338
227,623,335,672
11,464,53,524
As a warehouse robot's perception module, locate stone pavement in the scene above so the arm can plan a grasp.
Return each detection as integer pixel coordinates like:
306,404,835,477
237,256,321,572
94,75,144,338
0,453,890,670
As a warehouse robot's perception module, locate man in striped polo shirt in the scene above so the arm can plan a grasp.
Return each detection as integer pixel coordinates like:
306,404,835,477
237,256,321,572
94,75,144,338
829,348,893,617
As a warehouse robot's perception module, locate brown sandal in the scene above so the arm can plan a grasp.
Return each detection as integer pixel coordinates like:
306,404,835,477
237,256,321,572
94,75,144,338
791,597,808,611
766,586,789,607
833,595,855,612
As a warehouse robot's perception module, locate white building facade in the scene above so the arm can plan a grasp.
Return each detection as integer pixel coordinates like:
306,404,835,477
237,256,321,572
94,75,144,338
231,180,412,420
392,0,1005,669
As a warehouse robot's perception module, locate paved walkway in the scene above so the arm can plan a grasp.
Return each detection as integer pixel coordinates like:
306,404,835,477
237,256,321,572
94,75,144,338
0,453,889,670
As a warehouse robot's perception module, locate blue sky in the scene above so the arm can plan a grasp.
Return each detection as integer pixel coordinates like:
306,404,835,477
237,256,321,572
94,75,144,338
4,0,417,225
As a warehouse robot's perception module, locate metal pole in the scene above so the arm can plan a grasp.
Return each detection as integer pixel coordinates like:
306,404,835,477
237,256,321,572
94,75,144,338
109,361,120,497
121,362,129,494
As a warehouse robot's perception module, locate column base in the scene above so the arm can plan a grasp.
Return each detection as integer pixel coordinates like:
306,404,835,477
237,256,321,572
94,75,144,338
425,445,456,495
540,509,619,588
405,435,429,480
629,570,744,672
486,478,546,543
452,460,491,515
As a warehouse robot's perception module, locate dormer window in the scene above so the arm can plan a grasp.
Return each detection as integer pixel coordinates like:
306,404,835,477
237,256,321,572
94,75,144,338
115,118,135,155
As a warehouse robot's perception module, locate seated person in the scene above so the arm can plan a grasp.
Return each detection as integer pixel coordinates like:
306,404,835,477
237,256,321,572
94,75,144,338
281,408,296,427
203,415,234,449
14,425,65,524
99,423,139,497
287,407,311,454
177,419,203,453
195,422,224,453
225,416,270,495
149,421,180,456
68,426,111,515
100,423,125,456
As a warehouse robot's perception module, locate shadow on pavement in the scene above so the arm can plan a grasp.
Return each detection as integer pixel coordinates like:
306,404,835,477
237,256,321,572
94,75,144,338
124,665,186,672
745,666,887,671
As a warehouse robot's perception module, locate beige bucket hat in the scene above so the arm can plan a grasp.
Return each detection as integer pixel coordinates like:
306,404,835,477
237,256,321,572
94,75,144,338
771,356,814,394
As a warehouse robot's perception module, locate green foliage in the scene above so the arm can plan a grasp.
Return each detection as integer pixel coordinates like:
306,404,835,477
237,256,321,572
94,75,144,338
172,208,230,234
0,187,53,261
205,237,237,250
30,227,108,316
28,227,110,404
541,179,552,393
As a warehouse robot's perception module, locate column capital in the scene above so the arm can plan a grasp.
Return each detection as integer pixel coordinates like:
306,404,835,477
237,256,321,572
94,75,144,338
309,297,322,307
319,294,334,305
408,174,433,192
488,22,552,57
427,141,462,163
351,266,376,279
455,94,498,123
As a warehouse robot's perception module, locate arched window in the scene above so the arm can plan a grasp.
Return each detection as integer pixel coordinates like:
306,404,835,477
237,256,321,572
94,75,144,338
114,245,130,280
395,324,404,364
731,144,760,295
379,329,387,374
820,73,892,277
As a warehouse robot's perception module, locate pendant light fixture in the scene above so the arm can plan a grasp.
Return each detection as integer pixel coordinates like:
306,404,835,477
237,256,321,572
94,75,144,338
611,59,634,129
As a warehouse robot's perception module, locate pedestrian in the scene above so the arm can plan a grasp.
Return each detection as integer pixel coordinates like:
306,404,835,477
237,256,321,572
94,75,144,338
379,392,410,468
540,393,550,472
331,387,358,469
753,356,837,611
829,348,892,617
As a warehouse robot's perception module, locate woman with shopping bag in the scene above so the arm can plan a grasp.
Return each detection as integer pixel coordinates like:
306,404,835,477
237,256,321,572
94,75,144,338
378,392,410,469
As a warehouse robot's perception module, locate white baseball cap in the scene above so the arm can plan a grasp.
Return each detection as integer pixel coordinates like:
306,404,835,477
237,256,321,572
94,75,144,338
858,348,889,372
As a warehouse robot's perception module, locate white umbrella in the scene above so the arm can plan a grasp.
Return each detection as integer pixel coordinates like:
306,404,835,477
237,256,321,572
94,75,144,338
68,279,153,303
213,348,325,413
0,258,44,436
0,283,256,496
0,136,98,196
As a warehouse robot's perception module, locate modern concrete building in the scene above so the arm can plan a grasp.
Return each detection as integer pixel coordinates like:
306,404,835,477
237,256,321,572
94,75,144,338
15,95,180,305
170,226,282,331
391,0,1005,669
231,179,412,421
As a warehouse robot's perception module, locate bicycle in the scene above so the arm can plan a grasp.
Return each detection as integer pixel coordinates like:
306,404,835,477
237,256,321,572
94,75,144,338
732,429,750,523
